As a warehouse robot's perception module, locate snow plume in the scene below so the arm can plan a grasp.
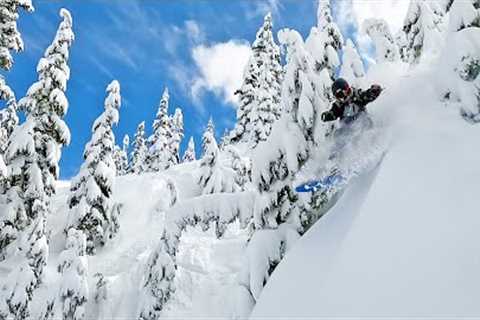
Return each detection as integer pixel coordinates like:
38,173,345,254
0,9,74,319
340,39,366,88
66,80,121,255
192,40,251,106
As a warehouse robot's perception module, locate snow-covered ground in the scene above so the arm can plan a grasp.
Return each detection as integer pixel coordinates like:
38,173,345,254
252,63,480,318
42,160,250,319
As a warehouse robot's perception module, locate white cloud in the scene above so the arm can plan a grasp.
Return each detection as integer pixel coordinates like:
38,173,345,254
192,40,251,106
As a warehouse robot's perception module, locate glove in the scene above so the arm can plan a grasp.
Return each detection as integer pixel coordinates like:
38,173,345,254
321,111,335,122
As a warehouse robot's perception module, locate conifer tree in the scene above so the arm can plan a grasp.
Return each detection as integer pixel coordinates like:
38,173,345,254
0,0,34,71
363,18,399,63
202,117,215,156
170,107,184,164
198,126,240,194
399,0,444,64
0,101,17,155
305,0,343,78
67,80,121,255
147,88,175,171
113,134,129,176
339,39,366,88
182,136,196,163
57,228,88,320
0,9,74,318
228,13,283,146
440,0,480,122
130,121,147,174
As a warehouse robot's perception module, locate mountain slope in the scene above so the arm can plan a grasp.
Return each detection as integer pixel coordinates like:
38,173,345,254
251,65,480,318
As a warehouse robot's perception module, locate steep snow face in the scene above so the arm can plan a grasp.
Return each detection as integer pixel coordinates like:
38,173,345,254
251,63,480,318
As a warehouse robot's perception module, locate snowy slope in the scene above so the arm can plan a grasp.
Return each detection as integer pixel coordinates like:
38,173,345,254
252,65,480,318
42,160,249,319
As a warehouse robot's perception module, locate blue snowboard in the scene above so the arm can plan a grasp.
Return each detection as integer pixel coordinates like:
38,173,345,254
295,173,346,193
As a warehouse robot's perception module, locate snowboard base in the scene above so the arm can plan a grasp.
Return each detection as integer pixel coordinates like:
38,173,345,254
295,174,346,193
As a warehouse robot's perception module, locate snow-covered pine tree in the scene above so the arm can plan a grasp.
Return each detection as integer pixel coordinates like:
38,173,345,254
228,13,283,146
182,136,196,163
113,134,129,176
130,121,147,174
448,0,480,32
0,0,34,71
0,9,74,318
67,80,121,255
234,28,333,314
146,88,175,172
198,126,240,194
305,0,343,78
0,103,17,154
121,134,129,174
399,0,444,64
339,39,366,88
137,240,175,320
437,0,480,122
170,107,183,164
363,18,399,63
57,228,88,320
201,117,215,156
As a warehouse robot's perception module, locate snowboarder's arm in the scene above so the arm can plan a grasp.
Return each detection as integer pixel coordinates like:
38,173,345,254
321,103,343,122
359,84,382,105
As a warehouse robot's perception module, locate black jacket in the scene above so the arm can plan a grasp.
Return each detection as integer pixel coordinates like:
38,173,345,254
322,85,382,124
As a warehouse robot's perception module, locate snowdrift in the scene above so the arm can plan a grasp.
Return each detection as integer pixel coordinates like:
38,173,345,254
252,67,480,318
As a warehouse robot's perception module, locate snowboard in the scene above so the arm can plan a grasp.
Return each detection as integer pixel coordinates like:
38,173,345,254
295,173,346,193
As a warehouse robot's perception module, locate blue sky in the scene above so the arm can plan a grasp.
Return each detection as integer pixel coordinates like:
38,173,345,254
1,0,381,179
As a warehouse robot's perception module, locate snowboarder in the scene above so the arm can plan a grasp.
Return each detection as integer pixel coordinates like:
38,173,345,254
321,78,383,125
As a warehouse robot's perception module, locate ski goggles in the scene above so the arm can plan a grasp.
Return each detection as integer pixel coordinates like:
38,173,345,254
334,86,352,101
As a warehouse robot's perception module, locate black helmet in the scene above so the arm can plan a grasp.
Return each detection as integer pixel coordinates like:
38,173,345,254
332,78,352,101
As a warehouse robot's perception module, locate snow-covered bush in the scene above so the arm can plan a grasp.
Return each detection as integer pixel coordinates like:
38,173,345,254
146,88,176,172
67,80,121,255
228,13,283,146
130,121,148,174
182,136,196,163
0,0,34,70
305,0,343,77
363,18,399,63
339,39,366,88
57,228,89,320
0,9,74,318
